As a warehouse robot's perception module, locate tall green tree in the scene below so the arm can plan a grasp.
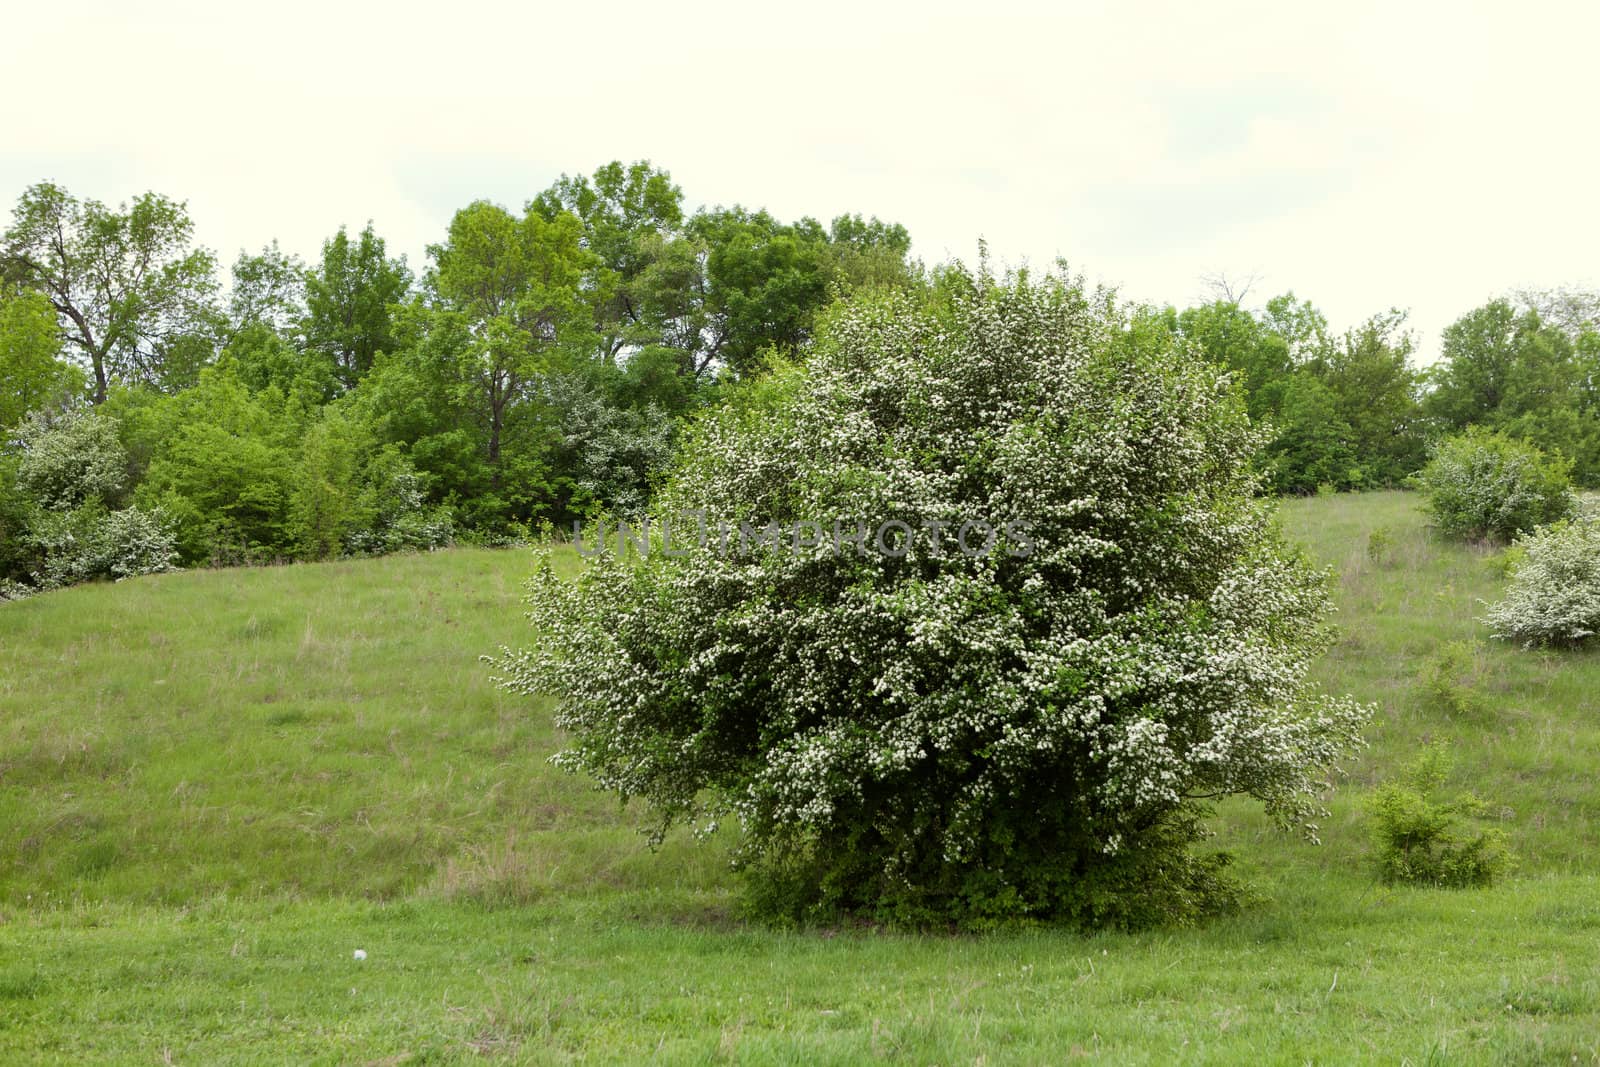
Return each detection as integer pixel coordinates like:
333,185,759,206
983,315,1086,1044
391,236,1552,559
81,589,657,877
1308,309,1424,485
428,201,594,496
1265,372,1360,493
819,213,918,293
0,286,82,426
532,160,684,363
1425,300,1528,429
304,223,412,390
1,182,219,402
1174,299,1290,419
634,206,832,380
225,243,338,402
228,241,306,338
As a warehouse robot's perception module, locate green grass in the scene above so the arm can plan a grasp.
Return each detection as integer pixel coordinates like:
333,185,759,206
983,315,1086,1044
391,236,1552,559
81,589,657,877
3,491,1599,1063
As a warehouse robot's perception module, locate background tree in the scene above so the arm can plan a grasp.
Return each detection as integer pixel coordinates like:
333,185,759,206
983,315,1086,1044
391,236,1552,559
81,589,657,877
1305,309,1423,486
228,242,306,338
1512,286,1600,339
1172,298,1290,419
1426,300,1600,485
304,223,412,390
427,200,595,518
532,160,684,364
1,182,218,402
0,285,82,426
819,213,919,293
643,206,831,380
1265,373,1360,493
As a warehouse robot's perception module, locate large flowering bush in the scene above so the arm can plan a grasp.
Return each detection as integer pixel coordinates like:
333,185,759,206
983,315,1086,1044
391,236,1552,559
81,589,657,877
1484,512,1600,646
1417,429,1575,543
494,272,1370,928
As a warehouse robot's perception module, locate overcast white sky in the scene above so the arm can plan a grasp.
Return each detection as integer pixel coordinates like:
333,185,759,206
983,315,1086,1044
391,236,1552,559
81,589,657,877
4,0,1597,360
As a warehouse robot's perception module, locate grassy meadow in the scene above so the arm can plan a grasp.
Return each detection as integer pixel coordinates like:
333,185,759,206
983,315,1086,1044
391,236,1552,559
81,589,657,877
2,490,1599,1064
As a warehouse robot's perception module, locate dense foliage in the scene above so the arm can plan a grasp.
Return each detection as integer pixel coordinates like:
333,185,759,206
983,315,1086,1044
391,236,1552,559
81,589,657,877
1416,429,1576,543
1368,744,1513,888
0,410,177,596
0,164,920,591
1485,514,1600,646
494,273,1372,928
3,163,1599,597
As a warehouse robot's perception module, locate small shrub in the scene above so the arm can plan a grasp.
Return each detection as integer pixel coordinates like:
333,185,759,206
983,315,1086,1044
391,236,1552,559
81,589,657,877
1365,526,1393,565
1417,429,1575,543
1484,516,1600,647
1368,743,1513,888
1414,641,1486,719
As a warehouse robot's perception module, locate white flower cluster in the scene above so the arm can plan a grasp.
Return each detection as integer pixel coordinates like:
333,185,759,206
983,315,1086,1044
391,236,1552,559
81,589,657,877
492,271,1371,899
1485,511,1600,646
3,409,180,598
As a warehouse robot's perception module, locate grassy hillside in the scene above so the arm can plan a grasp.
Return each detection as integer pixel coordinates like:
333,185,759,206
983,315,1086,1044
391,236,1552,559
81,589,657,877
2,491,1599,1063
0,545,723,909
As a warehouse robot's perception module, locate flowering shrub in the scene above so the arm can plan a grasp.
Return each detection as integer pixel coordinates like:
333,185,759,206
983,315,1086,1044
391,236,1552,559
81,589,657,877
1417,429,1575,543
2,409,178,598
13,409,130,509
493,272,1370,928
342,452,454,556
1484,513,1600,646
546,373,675,518
29,504,179,588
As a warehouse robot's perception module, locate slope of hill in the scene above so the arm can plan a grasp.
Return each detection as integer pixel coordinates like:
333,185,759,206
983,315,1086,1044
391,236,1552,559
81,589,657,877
2,492,1598,1063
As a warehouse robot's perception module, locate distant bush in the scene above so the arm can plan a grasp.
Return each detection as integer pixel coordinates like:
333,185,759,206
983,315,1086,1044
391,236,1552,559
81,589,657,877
1417,429,1575,543
29,504,179,588
1413,641,1487,719
1368,743,1513,888
13,409,129,510
1484,515,1600,646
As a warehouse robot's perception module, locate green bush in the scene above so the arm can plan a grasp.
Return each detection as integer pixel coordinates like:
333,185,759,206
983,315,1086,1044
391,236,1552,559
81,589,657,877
128,369,299,564
1413,641,1487,718
1417,429,1575,543
1484,514,1600,646
494,271,1370,929
1365,525,1393,565
1368,744,1513,888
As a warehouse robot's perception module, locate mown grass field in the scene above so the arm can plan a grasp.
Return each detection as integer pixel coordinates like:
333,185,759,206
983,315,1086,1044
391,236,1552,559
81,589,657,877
2,490,1599,1064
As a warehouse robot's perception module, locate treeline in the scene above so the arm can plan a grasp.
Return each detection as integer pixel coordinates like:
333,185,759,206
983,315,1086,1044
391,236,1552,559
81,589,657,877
0,162,919,591
2,160,1598,594
1145,288,1600,494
